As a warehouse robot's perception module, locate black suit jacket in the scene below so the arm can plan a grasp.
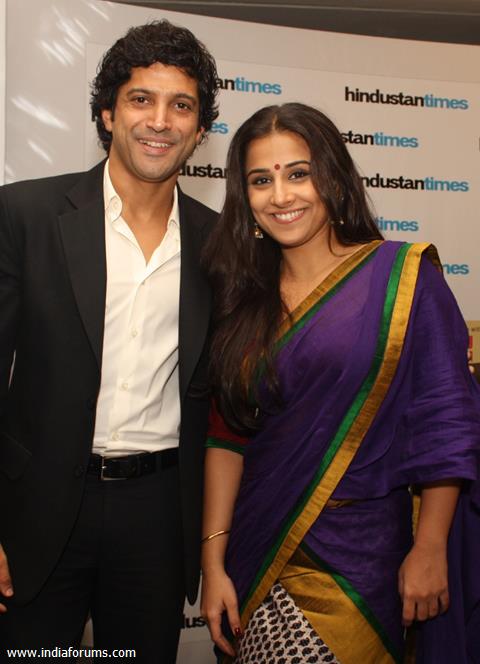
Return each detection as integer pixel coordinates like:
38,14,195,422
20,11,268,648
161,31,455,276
0,162,216,604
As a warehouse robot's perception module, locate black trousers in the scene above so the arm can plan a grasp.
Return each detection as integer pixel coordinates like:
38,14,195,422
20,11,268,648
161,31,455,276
0,460,185,664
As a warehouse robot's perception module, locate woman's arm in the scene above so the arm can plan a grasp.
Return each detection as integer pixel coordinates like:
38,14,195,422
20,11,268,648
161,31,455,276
201,447,244,656
398,479,461,626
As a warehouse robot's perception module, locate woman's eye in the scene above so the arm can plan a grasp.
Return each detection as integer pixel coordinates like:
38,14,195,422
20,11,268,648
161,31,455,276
251,176,270,186
290,170,309,180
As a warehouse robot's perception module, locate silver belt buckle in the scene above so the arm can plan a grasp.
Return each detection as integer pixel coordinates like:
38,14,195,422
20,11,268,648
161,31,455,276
99,456,123,481
100,457,109,481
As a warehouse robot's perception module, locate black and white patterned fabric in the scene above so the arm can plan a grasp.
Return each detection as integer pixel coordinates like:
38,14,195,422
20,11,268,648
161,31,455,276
235,582,340,663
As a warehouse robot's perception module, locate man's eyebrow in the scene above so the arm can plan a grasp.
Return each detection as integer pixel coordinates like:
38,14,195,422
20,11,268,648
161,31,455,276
126,87,154,96
126,87,198,105
172,92,198,105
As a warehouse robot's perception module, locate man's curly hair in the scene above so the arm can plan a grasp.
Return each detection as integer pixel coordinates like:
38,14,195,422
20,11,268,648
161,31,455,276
90,20,219,152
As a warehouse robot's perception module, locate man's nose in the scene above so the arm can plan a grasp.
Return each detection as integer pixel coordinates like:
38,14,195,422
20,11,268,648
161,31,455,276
146,104,171,132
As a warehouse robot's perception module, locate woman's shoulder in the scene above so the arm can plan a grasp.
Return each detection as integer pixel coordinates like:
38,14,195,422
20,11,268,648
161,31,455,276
376,240,442,276
379,238,438,255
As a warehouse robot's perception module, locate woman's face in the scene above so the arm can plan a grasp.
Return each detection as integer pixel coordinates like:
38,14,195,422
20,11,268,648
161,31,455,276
245,130,330,251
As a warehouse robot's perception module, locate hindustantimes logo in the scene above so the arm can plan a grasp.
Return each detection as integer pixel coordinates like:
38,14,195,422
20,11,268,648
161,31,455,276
362,173,469,192
210,121,229,135
217,76,282,95
376,216,419,232
182,614,206,629
180,163,226,179
345,86,468,110
443,262,470,275
343,130,418,148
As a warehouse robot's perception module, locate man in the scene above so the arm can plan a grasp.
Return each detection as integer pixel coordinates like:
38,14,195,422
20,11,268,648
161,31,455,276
0,20,218,662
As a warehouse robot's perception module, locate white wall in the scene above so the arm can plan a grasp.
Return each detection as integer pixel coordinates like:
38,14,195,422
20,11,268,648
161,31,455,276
5,0,480,318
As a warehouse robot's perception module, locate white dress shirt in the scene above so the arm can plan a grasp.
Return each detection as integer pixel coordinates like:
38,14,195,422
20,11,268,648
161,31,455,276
92,162,181,456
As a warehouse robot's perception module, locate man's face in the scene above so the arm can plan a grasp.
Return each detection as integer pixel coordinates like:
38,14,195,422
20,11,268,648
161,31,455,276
101,63,203,185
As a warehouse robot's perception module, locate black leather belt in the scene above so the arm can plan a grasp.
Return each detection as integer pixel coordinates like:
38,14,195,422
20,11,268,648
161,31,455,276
87,449,178,480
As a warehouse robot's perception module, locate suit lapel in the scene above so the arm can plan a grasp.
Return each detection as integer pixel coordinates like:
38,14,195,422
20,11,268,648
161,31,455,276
58,162,106,368
58,170,211,385
178,190,212,400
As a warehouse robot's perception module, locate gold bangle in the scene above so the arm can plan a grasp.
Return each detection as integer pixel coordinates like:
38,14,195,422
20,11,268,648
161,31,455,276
201,529,231,543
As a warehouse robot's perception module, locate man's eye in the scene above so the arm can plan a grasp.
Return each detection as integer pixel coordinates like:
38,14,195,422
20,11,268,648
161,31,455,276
176,102,191,111
133,96,148,104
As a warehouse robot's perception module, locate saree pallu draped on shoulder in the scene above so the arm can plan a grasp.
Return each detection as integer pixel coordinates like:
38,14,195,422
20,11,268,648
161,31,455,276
211,241,480,663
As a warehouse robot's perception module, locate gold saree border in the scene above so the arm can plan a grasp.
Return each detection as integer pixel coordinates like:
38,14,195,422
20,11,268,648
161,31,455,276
241,242,436,645
281,547,394,664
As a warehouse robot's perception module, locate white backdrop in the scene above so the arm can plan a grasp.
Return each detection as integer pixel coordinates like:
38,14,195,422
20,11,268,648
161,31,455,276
2,0,480,661
4,0,479,318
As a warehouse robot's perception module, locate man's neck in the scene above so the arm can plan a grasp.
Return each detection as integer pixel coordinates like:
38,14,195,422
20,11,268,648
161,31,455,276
107,159,178,222
106,160,180,263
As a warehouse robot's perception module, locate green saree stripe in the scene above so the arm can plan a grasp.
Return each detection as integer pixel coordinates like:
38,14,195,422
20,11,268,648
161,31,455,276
300,542,402,664
205,437,245,456
241,243,411,612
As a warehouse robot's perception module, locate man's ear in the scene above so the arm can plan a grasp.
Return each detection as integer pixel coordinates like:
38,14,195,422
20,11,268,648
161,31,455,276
196,126,205,145
101,109,113,132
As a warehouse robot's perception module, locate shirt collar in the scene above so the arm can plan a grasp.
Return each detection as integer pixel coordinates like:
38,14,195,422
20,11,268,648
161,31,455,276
103,160,180,230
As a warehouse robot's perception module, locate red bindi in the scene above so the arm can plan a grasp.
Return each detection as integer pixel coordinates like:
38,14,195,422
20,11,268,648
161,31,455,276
274,163,280,170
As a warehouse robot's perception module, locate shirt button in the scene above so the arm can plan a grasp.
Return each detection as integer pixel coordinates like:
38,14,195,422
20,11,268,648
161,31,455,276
112,432,119,441
121,382,129,390
131,329,138,338
73,464,85,478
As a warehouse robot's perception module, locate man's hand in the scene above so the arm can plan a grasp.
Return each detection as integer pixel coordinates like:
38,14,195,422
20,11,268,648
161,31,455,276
0,543,13,613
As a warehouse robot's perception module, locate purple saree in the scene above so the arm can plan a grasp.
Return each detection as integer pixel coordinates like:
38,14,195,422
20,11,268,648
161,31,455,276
207,241,480,663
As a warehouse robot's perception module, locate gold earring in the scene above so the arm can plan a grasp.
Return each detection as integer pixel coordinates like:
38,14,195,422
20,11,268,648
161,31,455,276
254,223,264,239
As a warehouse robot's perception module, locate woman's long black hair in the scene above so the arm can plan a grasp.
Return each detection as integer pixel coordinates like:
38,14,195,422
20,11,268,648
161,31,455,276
203,103,382,432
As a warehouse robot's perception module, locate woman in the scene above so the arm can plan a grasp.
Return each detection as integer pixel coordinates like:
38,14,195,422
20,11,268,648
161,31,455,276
201,103,480,663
